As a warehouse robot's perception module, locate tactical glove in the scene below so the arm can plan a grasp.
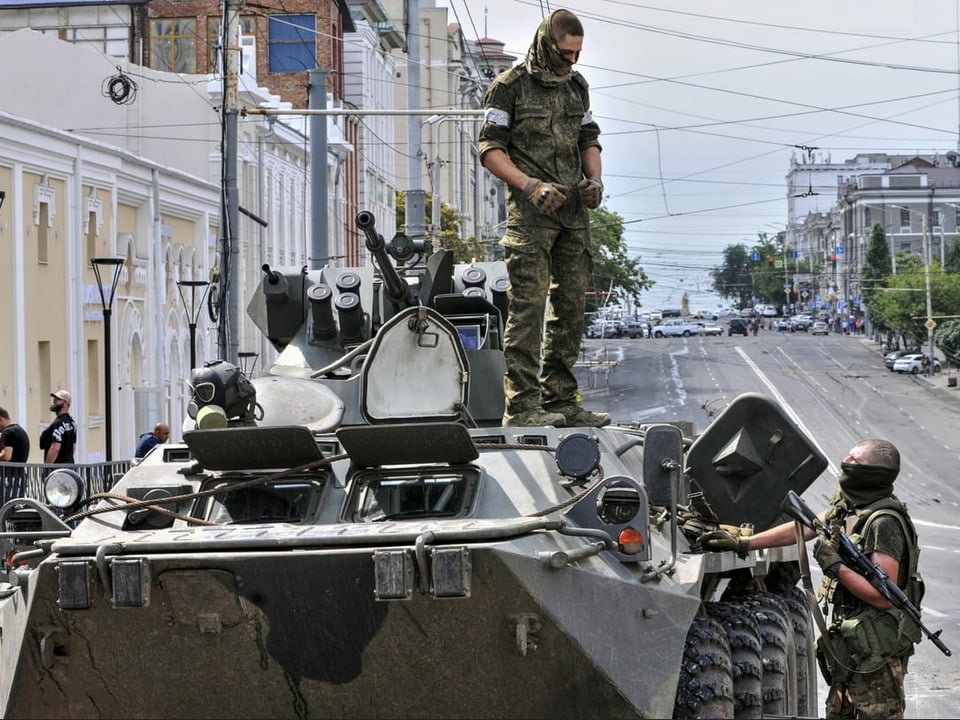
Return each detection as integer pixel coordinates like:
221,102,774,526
524,178,567,214
578,177,603,209
813,536,843,578
698,529,750,559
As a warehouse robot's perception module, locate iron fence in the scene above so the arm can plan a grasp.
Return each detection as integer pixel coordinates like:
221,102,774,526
0,461,132,505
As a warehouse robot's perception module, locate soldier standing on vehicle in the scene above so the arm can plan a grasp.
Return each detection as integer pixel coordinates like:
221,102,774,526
478,8,609,428
698,438,922,719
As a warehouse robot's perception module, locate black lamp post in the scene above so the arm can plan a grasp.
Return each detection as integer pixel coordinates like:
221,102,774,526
176,279,210,370
237,351,259,377
91,257,124,463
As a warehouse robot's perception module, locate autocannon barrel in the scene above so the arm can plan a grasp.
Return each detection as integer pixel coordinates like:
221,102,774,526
355,211,414,308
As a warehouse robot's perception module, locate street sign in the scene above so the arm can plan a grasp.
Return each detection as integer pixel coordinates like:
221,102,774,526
836,246,844,255
751,251,761,262
926,319,937,330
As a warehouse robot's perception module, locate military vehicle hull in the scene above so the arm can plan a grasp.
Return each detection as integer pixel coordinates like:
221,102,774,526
0,214,827,719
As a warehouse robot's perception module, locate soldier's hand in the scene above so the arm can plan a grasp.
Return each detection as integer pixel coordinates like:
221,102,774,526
698,529,750,559
577,177,603,209
524,178,566,213
813,535,842,578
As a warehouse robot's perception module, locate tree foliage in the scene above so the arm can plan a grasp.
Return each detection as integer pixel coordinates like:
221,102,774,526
587,205,652,312
866,263,960,345
395,192,486,262
860,223,891,309
710,233,789,308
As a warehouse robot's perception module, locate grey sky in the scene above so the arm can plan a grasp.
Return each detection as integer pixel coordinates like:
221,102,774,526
439,0,960,307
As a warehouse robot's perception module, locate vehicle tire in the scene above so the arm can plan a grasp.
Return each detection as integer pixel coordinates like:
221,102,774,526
778,586,818,717
740,593,793,717
655,331,663,338
707,602,762,719
673,613,735,720
910,367,919,375
683,331,691,337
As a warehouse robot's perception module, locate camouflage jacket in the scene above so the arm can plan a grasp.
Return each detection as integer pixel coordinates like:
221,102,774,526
478,66,601,230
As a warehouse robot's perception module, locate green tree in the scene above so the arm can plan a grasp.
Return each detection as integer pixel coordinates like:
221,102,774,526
587,206,652,312
395,192,487,262
944,236,960,273
710,233,785,308
867,263,960,347
860,223,891,309
936,319,960,367
710,243,753,308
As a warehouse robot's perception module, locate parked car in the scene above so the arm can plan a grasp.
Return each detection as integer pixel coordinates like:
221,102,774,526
696,322,724,336
893,353,942,374
694,309,719,321
810,321,829,335
775,317,792,332
791,315,812,332
623,320,649,338
729,318,750,336
652,318,698,337
883,349,919,371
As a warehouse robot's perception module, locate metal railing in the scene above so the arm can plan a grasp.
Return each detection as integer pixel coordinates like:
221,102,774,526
0,461,132,505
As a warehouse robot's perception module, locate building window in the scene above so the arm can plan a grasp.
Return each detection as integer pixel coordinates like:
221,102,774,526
269,15,316,73
208,16,257,74
933,209,943,229
900,208,910,230
864,207,871,227
150,19,197,73
37,203,49,264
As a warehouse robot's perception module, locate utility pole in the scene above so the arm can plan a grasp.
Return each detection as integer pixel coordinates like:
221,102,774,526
405,0,426,244
922,213,936,376
309,70,328,270
219,0,240,365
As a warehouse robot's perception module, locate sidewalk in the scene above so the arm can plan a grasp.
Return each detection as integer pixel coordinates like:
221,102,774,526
858,335,960,401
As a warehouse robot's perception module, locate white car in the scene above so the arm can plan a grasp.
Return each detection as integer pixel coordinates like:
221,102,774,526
695,322,723,336
810,321,829,335
893,353,941,374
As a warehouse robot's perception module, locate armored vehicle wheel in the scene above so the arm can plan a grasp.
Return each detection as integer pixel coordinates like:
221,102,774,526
673,613,734,720
779,585,818,716
742,593,795,717
707,602,762,719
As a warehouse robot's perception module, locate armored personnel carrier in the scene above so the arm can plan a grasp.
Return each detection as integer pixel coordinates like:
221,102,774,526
0,212,827,719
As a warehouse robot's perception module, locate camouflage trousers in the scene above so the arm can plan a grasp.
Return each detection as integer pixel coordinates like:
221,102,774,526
825,655,906,719
501,225,591,414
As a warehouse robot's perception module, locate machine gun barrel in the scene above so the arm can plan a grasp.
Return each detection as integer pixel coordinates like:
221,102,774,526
780,490,951,657
355,211,414,308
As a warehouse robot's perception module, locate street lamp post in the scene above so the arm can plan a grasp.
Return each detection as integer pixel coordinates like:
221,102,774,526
177,279,210,370
91,257,125,463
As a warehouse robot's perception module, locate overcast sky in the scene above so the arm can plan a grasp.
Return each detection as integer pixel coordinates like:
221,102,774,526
437,0,960,309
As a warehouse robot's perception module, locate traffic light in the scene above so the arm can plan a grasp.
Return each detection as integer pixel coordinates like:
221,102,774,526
767,256,774,267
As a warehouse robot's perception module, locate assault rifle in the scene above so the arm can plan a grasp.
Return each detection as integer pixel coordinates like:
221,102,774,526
780,489,951,657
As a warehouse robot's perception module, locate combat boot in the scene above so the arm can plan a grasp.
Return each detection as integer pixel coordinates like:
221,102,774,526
546,404,611,428
502,408,568,427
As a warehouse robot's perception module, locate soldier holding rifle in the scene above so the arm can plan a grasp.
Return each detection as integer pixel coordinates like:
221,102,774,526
700,439,927,720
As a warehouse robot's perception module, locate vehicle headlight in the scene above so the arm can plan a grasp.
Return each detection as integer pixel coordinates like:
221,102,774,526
44,469,84,509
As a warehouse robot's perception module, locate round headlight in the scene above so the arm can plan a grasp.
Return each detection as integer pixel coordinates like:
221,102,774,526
44,469,84,509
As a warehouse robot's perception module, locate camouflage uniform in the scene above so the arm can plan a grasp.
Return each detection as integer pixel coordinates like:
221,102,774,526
817,494,921,720
478,13,601,420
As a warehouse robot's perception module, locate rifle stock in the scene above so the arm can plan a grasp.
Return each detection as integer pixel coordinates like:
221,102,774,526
780,490,951,657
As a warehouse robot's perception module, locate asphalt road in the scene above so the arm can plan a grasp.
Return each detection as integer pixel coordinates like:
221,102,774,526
577,327,960,719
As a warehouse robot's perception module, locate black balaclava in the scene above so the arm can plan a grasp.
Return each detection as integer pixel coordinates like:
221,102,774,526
525,11,576,86
835,461,898,509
